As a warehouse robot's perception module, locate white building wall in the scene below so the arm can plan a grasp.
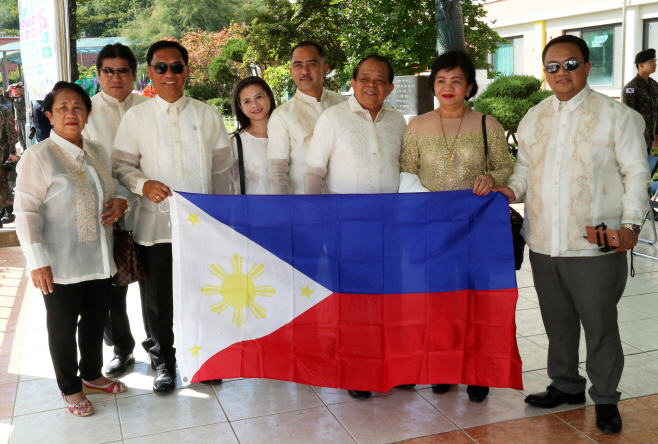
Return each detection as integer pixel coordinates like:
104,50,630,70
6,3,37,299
484,0,658,97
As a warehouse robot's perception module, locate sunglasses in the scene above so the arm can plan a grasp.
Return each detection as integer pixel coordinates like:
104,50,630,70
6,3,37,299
100,67,133,77
149,62,186,75
544,60,584,74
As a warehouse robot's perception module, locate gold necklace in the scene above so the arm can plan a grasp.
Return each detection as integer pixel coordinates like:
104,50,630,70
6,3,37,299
437,106,466,159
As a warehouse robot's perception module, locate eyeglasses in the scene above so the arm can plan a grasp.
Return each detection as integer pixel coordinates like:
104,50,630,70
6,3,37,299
149,62,186,75
99,67,133,77
544,60,584,74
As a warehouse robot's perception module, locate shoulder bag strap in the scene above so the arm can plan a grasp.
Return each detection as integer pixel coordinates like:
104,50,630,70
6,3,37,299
235,133,246,195
482,114,489,170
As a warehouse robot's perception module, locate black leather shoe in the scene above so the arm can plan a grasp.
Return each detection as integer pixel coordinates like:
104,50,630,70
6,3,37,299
347,390,371,400
467,385,490,403
104,353,135,377
153,367,176,393
524,385,586,408
395,384,416,390
431,384,451,394
1,207,15,224
596,404,622,434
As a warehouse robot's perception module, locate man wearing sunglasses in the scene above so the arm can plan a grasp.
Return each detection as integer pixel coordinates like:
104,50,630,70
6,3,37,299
494,35,650,434
112,40,233,393
82,43,149,380
622,48,658,155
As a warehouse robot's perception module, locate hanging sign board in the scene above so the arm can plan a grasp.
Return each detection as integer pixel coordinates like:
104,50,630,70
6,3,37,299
19,0,69,100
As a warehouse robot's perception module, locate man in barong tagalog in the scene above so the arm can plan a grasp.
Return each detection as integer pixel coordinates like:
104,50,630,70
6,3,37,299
305,55,406,399
267,41,347,194
494,35,650,435
112,40,233,393
82,43,150,379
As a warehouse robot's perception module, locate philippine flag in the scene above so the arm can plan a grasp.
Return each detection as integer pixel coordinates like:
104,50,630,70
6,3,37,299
171,190,523,391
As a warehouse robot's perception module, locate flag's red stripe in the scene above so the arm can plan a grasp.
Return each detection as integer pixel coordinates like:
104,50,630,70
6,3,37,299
191,289,523,391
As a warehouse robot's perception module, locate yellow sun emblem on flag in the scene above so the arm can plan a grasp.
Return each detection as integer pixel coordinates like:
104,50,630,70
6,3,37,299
201,253,276,326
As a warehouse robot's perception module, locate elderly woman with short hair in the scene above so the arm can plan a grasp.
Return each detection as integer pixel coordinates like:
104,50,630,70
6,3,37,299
400,50,514,403
14,81,128,417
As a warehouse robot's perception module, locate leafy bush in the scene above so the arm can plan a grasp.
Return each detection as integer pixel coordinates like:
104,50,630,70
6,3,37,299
209,58,238,90
184,81,219,101
219,38,248,64
474,97,534,134
263,62,295,105
527,90,554,106
478,75,541,100
207,97,232,116
474,75,553,155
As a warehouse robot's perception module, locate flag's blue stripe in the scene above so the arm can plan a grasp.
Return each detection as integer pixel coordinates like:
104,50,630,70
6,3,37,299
180,190,517,294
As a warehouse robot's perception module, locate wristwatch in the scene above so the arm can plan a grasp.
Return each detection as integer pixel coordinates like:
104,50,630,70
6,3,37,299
621,223,642,235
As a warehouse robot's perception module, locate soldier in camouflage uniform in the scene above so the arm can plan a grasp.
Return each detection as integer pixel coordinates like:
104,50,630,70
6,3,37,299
0,104,18,226
622,48,658,155
5,84,26,151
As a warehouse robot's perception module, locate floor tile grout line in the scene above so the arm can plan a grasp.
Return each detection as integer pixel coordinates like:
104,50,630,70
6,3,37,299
114,395,124,443
412,387,462,433
549,410,599,443
210,382,244,444
309,385,359,444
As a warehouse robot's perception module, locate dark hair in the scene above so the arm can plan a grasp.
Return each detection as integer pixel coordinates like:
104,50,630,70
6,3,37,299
147,40,189,65
289,41,326,63
233,76,277,133
542,35,590,64
427,50,478,100
352,55,394,84
43,81,92,114
96,43,138,72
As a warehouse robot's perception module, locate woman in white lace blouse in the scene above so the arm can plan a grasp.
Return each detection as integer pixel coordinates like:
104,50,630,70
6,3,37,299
230,77,277,194
14,82,128,417
400,51,514,403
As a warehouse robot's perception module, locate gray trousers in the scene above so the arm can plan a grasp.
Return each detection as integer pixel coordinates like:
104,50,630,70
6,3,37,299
529,251,627,405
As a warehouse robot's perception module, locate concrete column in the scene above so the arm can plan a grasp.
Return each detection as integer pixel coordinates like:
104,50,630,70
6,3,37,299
535,21,546,88
622,5,642,90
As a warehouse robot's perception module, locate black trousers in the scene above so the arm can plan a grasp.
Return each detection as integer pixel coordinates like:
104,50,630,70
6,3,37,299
43,278,112,395
103,284,136,356
137,243,176,369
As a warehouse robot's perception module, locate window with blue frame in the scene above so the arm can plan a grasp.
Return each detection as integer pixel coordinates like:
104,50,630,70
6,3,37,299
492,37,524,76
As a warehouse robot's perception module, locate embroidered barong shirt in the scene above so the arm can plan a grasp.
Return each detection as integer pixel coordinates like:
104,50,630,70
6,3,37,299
112,95,232,246
15,132,118,283
507,86,650,257
82,92,149,224
267,88,347,194
305,95,406,194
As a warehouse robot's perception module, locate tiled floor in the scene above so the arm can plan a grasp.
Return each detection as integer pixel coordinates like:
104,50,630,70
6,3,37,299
2,237,658,444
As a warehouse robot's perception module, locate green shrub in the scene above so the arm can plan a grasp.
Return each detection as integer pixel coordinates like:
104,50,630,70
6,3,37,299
207,97,232,116
184,81,219,101
474,97,535,134
219,38,248,63
527,90,554,106
479,75,542,100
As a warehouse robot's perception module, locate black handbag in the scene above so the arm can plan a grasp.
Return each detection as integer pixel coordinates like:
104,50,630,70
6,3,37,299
482,114,526,270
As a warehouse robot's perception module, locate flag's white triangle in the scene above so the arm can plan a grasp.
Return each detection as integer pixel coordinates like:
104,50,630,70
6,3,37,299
171,193,333,385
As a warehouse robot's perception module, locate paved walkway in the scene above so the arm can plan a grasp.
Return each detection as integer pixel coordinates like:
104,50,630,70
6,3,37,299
2,239,658,443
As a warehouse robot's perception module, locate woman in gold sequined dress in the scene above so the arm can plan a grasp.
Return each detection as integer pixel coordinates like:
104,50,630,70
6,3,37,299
400,50,513,403
401,51,512,196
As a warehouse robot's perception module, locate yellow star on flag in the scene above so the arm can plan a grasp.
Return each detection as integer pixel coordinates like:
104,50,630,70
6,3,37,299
188,343,203,357
186,212,201,227
299,284,315,300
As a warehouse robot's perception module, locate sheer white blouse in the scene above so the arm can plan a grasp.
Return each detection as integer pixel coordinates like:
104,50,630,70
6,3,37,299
14,131,119,284
230,131,270,195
